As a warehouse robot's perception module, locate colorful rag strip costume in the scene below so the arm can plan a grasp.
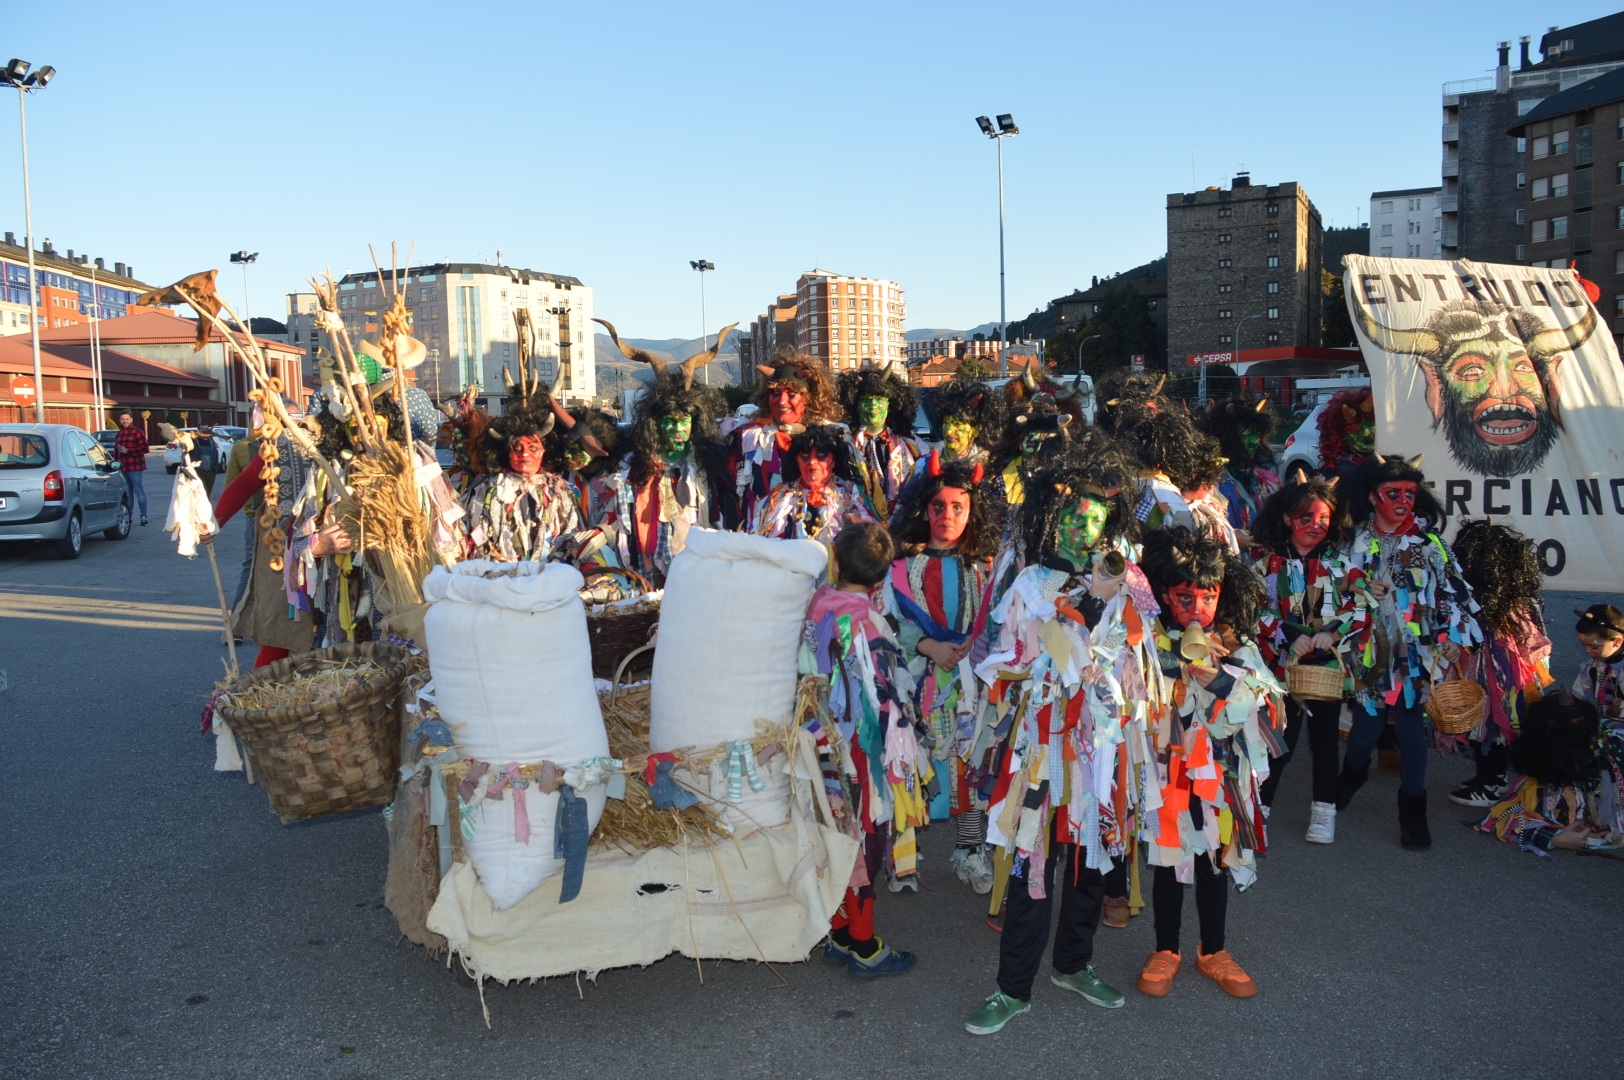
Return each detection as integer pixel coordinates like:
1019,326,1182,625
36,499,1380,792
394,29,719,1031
600,456,716,586
1573,652,1624,836
750,477,877,544
1217,464,1280,532
849,427,919,520
725,420,793,528
1250,544,1362,686
460,470,584,564
1437,612,1553,754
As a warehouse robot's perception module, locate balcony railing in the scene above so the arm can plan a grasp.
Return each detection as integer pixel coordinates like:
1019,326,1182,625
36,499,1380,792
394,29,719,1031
1442,122,1460,142
1442,76,1494,96
1438,194,1460,212
1442,159,1460,178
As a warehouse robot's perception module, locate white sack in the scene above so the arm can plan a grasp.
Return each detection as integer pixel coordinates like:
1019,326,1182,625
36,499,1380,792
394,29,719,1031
423,560,609,910
650,529,824,753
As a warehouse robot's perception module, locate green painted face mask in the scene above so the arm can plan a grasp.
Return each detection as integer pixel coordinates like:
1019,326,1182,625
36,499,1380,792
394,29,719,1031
563,445,592,473
1055,497,1109,567
859,395,889,434
658,414,693,456
943,416,976,457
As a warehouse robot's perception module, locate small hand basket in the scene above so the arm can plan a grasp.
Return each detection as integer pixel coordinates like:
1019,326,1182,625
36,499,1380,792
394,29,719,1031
1284,652,1346,702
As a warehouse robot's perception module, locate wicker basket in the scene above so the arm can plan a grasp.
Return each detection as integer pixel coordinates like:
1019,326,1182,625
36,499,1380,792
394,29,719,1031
1284,653,1346,702
216,642,412,824
582,566,660,680
1426,673,1487,735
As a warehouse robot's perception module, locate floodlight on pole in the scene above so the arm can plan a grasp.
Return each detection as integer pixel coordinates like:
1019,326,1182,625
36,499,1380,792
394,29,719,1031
690,260,715,386
974,111,1018,378
4,58,54,422
230,251,259,397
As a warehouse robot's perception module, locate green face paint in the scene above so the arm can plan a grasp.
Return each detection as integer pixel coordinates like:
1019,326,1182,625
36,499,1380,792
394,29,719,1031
563,445,592,473
1022,430,1053,457
859,395,889,435
943,415,976,457
658,414,693,456
1348,418,1376,455
1055,497,1109,567
1239,428,1262,459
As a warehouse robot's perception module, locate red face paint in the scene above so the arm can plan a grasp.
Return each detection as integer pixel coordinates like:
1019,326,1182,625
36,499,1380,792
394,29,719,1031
1373,480,1418,533
1165,583,1220,629
768,383,806,426
928,487,971,547
507,433,546,476
797,448,833,490
1287,498,1331,554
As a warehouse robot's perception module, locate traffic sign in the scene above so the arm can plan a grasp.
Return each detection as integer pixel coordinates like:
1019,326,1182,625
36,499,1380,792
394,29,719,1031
7,374,36,409
1130,354,1145,371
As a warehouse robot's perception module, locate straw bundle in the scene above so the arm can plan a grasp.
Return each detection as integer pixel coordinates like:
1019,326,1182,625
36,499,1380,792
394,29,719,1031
593,684,731,854
345,438,434,605
225,657,390,712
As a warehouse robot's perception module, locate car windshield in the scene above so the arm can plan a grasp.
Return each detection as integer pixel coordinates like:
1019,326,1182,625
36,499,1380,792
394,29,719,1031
0,433,49,469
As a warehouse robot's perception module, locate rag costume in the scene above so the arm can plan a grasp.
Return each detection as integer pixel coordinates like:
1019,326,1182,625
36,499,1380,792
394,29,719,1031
1573,646,1624,837
751,477,876,543
837,364,921,520
461,470,584,563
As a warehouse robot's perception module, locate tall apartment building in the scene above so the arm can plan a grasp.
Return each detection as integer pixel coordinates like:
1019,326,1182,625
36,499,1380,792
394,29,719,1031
744,294,799,387
1370,188,1444,258
1443,18,1624,263
793,269,906,371
902,336,1008,364
333,262,595,408
0,233,149,336
286,292,320,358
1165,176,1323,365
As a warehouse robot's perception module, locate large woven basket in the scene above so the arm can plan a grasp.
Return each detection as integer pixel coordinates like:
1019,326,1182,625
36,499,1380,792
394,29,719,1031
1426,673,1487,735
583,566,659,680
1284,653,1345,702
216,642,412,824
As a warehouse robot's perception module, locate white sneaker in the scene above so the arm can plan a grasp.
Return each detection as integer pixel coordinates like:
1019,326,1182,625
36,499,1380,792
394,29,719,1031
887,872,919,893
964,847,995,895
1305,801,1336,844
949,848,972,884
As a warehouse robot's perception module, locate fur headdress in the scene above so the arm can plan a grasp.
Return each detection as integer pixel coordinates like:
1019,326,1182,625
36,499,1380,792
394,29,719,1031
1347,452,1446,528
994,361,1085,467
1317,387,1374,466
888,450,998,558
596,317,729,485
1199,395,1277,466
837,364,918,438
1094,368,1170,437
1508,692,1600,788
1452,518,1544,637
1251,469,1353,553
545,406,622,479
1139,525,1262,632
922,376,1007,453
750,348,841,425
1013,427,1143,565
1115,404,1220,491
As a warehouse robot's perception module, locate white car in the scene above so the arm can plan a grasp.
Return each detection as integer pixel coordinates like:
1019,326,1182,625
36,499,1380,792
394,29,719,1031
163,429,231,474
1278,403,1326,479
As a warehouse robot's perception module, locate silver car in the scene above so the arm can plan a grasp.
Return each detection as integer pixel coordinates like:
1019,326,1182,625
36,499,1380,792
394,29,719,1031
0,424,132,559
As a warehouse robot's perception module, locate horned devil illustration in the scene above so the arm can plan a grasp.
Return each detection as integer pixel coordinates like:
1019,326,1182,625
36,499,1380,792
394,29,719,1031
1353,292,1596,478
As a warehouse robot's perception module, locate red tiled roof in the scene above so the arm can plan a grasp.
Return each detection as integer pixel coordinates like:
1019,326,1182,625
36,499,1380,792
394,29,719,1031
0,336,218,386
37,308,304,354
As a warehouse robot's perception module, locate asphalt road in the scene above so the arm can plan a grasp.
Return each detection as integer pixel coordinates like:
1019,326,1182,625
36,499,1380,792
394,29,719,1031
3,468,1621,1080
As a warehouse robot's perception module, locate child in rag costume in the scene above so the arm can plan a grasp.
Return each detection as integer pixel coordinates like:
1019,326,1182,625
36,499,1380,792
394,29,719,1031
1475,691,1604,854
751,423,877,545
965,434,1156,1036
1198,395,1282,535
1249,471,1362,844
807,522,921,980
1570,604,1624,841
723,351,842,529
1441,519,1554,809
459,382,584,564
985,364,1086,540
885,451,998,894
1135,526,1284,1001
838,364,921,520
1338,454,1482,851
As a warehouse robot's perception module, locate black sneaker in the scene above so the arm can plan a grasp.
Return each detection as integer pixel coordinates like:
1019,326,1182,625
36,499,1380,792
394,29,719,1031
1447,780,1501,808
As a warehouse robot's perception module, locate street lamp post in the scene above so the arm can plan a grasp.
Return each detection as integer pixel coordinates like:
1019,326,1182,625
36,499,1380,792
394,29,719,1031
689,260,714,386
230,251,258,404
975,113,1018,378
4,58,55,423
1075,333,1102,383
1208,312,1264,405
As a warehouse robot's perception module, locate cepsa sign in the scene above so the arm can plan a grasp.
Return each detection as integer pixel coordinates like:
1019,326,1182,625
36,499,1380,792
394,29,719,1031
7,375,36,408
1185,352,1234,367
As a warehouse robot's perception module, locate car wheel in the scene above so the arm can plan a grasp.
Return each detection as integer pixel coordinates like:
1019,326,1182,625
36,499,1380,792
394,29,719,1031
104,498,132,541
166,464,179,474
53,511,83,560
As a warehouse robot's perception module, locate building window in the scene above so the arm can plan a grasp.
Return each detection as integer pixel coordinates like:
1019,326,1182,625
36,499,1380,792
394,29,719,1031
1554,216,1569,239
1267,228,1280,240
1267,255,1281,267
1516,209,1525,225
1518,137,1527,153
1554,129,1570,155
1217,258,1232,269
1617,206,1624,229
1534,135,1550,159
1381,223,1393,236
1267,281,1280,293
1517,172,1526,189
1217,207,1232,218
1218,233,1232,243
1616,249,1624,273
1615,295,1624,316
1267,307,1280,320
1408,198,1422,211
1217,309,1233,319
1217,334,1233,345
1266,204,1279,215
1533,219,1548,242
1148,300,1157,310
1218,283,1233,293
1553,173,1570,196
1380,201,1394,213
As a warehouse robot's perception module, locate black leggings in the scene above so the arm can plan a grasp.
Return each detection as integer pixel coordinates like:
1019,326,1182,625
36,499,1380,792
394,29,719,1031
1259,696,1343,806
1152,851,1228,955
997,840,1106,1001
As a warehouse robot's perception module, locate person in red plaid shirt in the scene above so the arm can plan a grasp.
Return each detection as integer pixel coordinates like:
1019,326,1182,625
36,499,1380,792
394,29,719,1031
113,411,150,525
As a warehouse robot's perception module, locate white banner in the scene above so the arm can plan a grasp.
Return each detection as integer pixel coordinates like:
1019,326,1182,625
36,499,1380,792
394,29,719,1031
1344,254,1624,591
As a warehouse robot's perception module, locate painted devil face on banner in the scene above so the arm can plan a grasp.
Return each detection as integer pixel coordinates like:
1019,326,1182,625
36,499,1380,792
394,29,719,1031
1356,298,1596,478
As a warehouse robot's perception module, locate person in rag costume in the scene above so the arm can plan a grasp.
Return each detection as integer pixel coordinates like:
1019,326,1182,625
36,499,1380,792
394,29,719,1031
1441,519,1554,809
751,423,877,544
1571,605,1624,841
592,319,730,586
1172,431,1243,555
1111,403,1207,537
985,363,1085,539
723,350,841,529
1197,395,1282,535
884,451,999,894
459,368,584,563
1093,369,1171,440
1249,471,1361,843
1475,691,1605,854
1315,387,1376,483
1135,526,1284,1000
965,433,1157,1036
1338,453,1481,851
547,405,621,526
837,363,920,520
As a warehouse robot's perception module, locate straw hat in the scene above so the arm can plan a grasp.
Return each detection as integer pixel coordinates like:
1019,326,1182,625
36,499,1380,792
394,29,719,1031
357,333,427,371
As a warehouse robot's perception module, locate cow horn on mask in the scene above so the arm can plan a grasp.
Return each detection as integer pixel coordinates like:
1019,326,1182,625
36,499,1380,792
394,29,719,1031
594,317,670,378
678,322,739,391
1351,288,1445,359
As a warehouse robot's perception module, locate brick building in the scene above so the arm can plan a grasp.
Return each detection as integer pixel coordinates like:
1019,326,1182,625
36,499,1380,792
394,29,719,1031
0,335,221,438
0,233,149,336
1508,66,1624,349
902,336,1005,365
1165,176,1323,367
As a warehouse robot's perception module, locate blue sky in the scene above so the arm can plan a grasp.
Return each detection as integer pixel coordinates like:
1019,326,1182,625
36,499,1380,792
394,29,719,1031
2,1,1613,340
